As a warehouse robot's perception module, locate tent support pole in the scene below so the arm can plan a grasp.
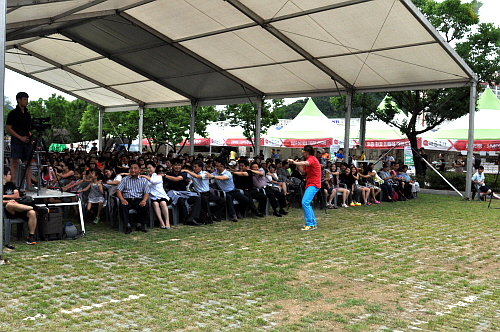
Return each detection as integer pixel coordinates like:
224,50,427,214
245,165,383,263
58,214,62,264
98,107,104,152
190,101,196,156
138,105,144,153
465,76,478,200
359,111,366,155
0,0,6,258
344,89,353,161
255,96,263,157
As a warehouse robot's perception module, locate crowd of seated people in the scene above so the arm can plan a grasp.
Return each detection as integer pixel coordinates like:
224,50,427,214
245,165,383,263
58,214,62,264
27,147,419,232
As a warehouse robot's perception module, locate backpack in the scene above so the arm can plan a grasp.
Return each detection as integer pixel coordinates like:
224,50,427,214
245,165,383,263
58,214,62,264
391,189,399,201
63,222,83,240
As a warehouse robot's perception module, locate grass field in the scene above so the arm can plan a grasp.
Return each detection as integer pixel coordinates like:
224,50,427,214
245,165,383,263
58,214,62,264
2,194,500,331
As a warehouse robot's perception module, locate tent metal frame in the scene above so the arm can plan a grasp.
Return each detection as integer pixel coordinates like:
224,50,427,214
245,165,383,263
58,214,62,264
0,0,480,258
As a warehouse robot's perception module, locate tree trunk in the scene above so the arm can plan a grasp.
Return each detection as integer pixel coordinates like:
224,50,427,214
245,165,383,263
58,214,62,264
407,132,423,175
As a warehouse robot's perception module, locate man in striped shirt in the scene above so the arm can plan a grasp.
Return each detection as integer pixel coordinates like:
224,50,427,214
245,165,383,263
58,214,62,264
117,162,150,234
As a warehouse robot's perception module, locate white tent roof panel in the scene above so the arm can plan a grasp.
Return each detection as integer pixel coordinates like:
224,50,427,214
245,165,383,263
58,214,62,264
5,0,475,109
7,0,89,26
23,35,102,66
5,50,53,73
127,0,253,41
75,0,147,14
113,81,188,104
77,87,134,106
181,27,302,70
33,68,99,91
240,0,349,19
229,61,334,93
69,58,147,86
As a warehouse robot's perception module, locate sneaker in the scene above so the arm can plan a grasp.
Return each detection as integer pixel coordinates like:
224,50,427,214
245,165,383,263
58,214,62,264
26,185,37,192
349,202,355,207
26,236,37,245
342,204,349,208
301,225,317,231
355,202,362,206
93,217,100,225
374,200,381,204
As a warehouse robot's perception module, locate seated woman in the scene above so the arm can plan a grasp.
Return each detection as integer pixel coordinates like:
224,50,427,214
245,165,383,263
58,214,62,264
141,162,171,229
266,164,288,195
351,165,371,205
359,163,381,204
340,167,359,206
326,164,350,208
50,160,74,188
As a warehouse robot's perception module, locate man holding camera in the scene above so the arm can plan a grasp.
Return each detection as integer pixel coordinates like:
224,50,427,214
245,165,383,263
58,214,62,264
6,92,33,191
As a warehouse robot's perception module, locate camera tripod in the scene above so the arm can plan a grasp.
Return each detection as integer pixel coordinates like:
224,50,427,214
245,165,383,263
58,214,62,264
19,132,64,195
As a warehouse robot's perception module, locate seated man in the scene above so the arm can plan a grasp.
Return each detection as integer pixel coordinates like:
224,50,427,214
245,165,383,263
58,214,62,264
182,160,226,222
250,162,288,217
164,159,202,226
116,162,150,234
472,166,500,200
3,169,47,245
379,163,396,202
212,160,252,222
232,160,266,217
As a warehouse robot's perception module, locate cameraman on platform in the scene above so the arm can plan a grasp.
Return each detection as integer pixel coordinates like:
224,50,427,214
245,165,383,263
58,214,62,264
6,92,34,191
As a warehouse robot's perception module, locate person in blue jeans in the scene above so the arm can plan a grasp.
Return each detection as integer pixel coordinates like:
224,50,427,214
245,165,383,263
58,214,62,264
288,145,321,231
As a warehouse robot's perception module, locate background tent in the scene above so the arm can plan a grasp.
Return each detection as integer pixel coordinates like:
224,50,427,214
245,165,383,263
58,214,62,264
266,99,337,147
424,88,500,151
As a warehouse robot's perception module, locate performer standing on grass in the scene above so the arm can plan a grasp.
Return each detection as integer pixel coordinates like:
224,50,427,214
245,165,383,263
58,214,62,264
288,145,321,231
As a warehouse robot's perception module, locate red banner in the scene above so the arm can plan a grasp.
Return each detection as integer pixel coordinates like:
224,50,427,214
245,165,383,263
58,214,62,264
422,139,500,152
280,138,333,148
365,138,421,149
178,138,211,146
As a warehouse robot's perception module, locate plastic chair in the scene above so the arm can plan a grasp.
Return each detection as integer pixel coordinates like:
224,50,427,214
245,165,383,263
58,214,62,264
3,210,26,248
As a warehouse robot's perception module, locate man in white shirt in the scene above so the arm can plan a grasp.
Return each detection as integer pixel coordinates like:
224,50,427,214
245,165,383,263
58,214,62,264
182,160,225,222
472,166,500,200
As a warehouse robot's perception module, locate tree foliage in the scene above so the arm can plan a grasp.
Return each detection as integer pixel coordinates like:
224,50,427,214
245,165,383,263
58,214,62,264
364,0,500,175
142,105,217,153
224,99,281,152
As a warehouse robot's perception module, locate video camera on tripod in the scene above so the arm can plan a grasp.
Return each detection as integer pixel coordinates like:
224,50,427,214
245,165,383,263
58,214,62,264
31,117,51,132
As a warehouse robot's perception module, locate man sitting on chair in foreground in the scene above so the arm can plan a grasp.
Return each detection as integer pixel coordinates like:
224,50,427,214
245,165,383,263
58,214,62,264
472,166,500,200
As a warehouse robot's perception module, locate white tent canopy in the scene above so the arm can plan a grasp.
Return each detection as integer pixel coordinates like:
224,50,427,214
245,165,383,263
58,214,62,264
5,0,475,111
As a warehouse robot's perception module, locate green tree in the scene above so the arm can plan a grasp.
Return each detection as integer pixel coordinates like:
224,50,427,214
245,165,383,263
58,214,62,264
368,0,499,175
224,99,281,152
143,106,217,153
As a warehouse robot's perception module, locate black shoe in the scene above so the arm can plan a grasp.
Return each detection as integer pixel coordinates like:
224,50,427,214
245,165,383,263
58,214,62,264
185,220,202,226
231,214,238,222
212,215,221,222
26,236,37,245
140,225,148,233
124,225,132,234
279,209,288,215
273,211,282,217
236,212,243,219
256,212,264,218
135,225,142,232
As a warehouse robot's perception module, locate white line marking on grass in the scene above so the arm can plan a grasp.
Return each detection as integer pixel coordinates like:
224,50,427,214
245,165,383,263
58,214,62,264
23,313,46,321
60,294,146,314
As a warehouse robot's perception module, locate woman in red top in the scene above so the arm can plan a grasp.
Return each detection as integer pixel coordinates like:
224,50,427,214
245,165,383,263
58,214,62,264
288,145,321,231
